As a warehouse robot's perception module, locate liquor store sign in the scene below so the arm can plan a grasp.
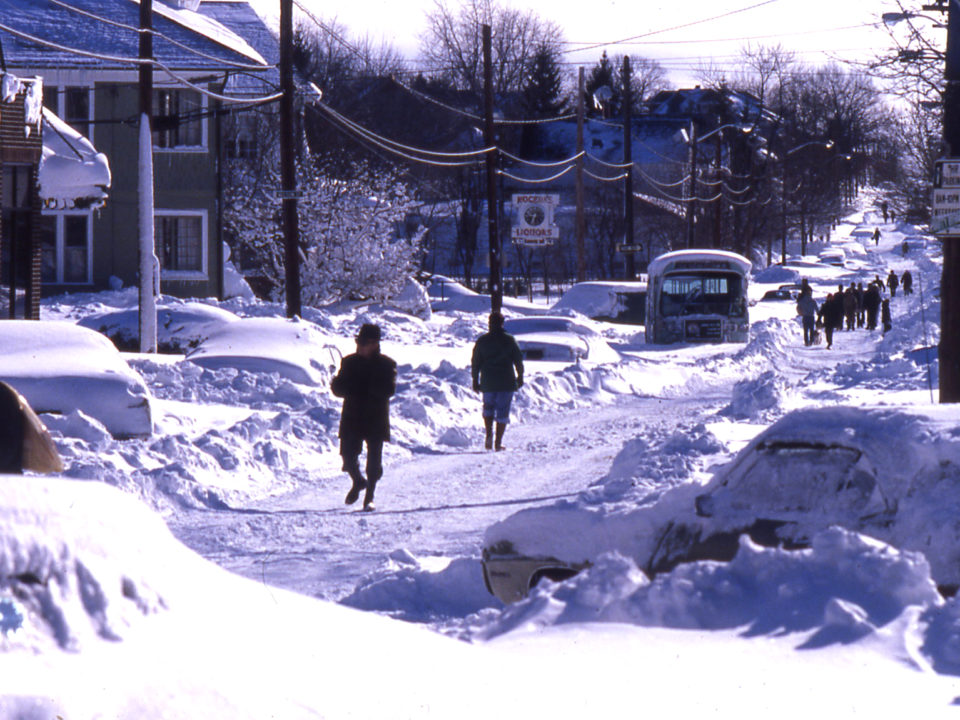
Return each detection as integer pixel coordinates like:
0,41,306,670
512,194,560,245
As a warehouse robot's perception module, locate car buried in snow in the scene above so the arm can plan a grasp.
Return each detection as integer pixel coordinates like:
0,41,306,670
503,317,621,365
481,404,960,603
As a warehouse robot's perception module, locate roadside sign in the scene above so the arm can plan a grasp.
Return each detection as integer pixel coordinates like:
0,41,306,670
931,210,960,236
936,159,960,188
617,243,644,253
511,193,560,246
275,189,305,200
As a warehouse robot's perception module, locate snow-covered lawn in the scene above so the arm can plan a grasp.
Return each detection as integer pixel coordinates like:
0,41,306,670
3,200,957,717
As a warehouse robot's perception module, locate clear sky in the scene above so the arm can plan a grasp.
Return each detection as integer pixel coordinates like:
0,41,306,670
267,0,900,85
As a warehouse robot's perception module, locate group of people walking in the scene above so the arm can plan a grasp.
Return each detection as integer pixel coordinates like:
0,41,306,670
795,269,914,349
329,312,524,510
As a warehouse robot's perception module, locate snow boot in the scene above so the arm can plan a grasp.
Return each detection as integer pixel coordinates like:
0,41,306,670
363,481,376,511
494,422,506,451
345,481,366,505
484,416,494,450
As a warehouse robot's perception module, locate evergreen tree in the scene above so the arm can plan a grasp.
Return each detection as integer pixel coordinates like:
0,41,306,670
521,44,569,118
585,51,620,118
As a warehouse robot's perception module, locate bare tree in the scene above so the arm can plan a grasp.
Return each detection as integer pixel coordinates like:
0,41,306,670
419,0,564,97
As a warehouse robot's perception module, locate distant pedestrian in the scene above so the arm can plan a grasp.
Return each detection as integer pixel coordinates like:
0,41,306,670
882,299,892,335
902,270,913,296
887,270,899,298
819,293,844,349
331,323,398,510
881,201,889,223
856,282,865,328
841,284,857,331
873,227,881,245
902,240,909,256
864,282,882,331
796,288,819,346
471,311,524,451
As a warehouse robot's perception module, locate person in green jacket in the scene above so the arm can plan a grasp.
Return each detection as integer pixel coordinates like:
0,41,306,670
471,311,524,451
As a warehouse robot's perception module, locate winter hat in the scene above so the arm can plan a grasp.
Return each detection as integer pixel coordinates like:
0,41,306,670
357,323,381,342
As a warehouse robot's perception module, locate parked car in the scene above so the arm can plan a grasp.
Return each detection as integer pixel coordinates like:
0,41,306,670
503,317,621,364
759,284,802,302
481,404,960,602
817,247,846,267
551,280,648,325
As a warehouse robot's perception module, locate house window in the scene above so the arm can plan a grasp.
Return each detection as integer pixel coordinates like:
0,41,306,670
224,113,259,159
43,86,93,140
155,211,206,275
153,89,205,149
39,212,92,284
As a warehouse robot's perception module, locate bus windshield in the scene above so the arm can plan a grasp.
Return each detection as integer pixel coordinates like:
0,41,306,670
659,273,744,317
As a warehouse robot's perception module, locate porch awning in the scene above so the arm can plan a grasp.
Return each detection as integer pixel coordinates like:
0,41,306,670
39,107,111,210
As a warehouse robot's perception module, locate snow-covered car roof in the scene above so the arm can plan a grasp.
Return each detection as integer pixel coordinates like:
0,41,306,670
550,281,647,322
78,300,240,353
186,317,345,386
505,317,621,364
0,321,152,437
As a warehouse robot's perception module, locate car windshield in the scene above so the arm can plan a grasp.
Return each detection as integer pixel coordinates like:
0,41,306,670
709,442,879,518
659,273,745,317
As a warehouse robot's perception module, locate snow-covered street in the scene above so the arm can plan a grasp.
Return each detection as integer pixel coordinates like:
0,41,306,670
5,202,960,718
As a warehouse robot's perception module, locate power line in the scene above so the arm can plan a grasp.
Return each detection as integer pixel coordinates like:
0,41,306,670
562,0,787,54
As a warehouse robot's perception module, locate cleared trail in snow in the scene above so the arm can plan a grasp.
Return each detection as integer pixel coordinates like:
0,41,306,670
167,394,723,602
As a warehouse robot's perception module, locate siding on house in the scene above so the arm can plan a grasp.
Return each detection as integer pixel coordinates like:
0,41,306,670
0,0,274,300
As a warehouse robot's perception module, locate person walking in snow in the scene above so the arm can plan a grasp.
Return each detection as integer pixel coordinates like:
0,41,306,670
864,282,882,331
881,299,892,335
887,270,899,298
331,323,397,510
873,227,881,245
819,293,843,349
471,311,524,451
856,282,866,328
902,270,913,296
843,284,858,331
796,288,819,347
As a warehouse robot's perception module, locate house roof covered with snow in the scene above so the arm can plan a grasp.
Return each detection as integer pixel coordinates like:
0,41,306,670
0,0,270,72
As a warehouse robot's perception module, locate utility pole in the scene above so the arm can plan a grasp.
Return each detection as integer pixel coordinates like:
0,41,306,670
483,24,502,313
941,0,960,402
280,0,301,318
576,66,586,282
686,120,697,248
138,0,157,353
622,55,636,278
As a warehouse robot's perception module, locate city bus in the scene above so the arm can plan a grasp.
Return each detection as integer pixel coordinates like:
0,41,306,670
645,249,751,344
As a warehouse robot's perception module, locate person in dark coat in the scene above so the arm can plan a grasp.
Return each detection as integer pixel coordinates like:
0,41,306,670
887,270,899,298
819,293,844,349
881,299,892,334
471,311,524,451
331,323,397,510
843,284,858,331
856,282,865,328
902,270,913,295
864,282,882,330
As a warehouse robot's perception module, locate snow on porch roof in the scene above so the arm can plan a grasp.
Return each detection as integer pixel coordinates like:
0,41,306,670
40,107,111,210
2,71,110,209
